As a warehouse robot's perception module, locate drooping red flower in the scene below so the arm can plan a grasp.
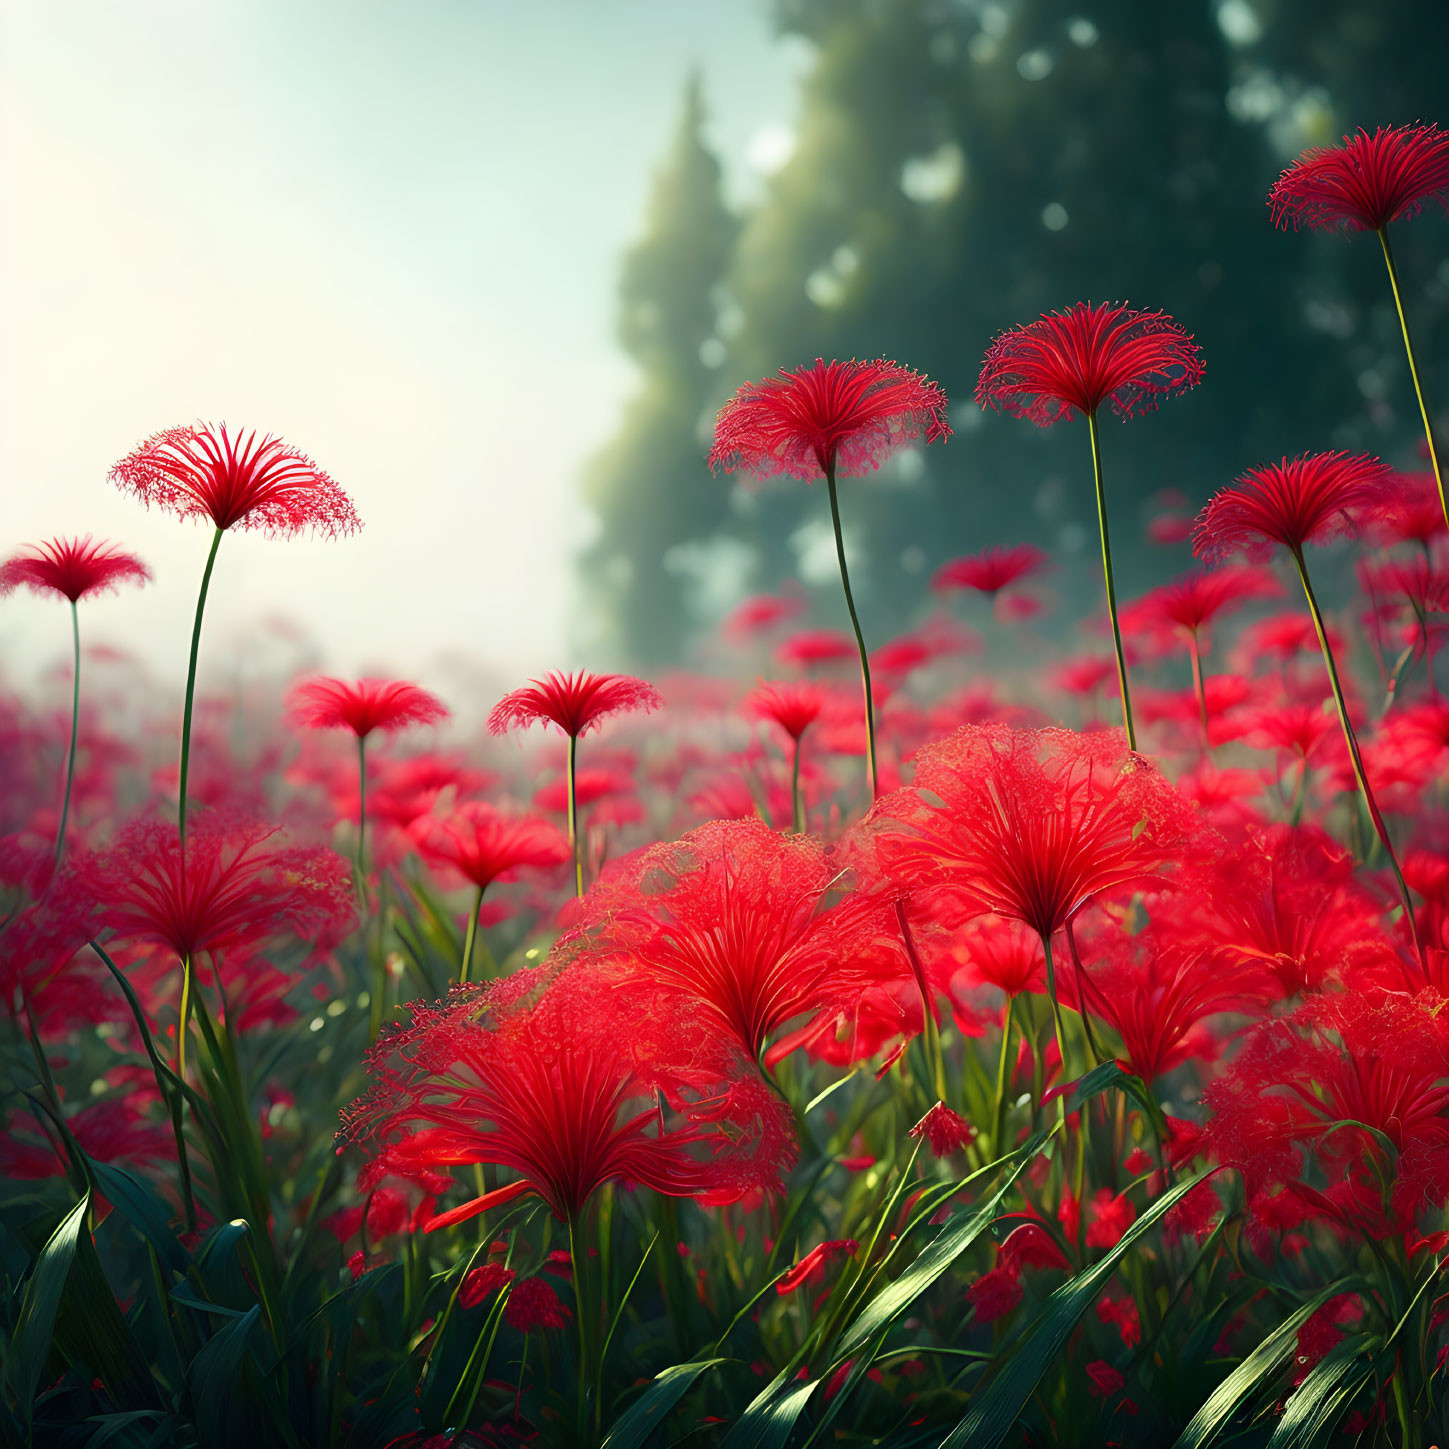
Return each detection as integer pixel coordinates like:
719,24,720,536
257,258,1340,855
343,959,794,1226
909,1102,975,1158
487,671,662,739
566,818,901,1063
975,302,1204,424
78,811,355,966
413,802,569,893
708,357,951,481
1269,124,1449,233
1193,452,1390,562
458,1263,516,1310
864,725,1199,948
0,536,153,604
288,676,449,739
776,1238,858,1294
931,544,1049,597
745,681,828,742
108,422,360,537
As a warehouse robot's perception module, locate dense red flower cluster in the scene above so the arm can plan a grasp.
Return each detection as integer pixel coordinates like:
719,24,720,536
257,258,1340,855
0,536,153,604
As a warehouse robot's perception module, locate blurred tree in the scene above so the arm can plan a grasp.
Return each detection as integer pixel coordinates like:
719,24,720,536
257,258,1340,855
582,0,1449,664
578,72,739,665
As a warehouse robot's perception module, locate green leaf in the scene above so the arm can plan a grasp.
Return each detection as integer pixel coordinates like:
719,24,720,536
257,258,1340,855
941,1166,1215,1449
1172,1283,1357,1449
601,1357,731,1449
89,1161,189,1278
1265,1335,1375,1449
187,1303,263,1448
6,1195,88,1421
721,1366,815,1449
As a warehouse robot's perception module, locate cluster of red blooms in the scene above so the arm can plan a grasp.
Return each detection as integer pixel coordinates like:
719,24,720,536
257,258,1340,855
4,120,1449,1438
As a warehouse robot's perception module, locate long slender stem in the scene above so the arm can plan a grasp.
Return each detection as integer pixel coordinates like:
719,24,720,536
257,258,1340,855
1186,629,1211,755
178,527,224,845
1086,412,1137,750
566,732,582,898
569,1209,601,1445
177,954,193,1082
355,734,369,900
824,462,878,798
1292,549,1426,976
54,602,81,868
990,995,1015,1155
1379,227,1446,530
894,897,945,1102
460,885,485,983
790,735,804,834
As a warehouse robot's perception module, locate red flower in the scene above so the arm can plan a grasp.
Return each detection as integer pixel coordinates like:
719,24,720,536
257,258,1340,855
108,422,360,537
487,671,661,739
1192,452,1390,562
504,1276,568,1332
865,725,1198,946
968,1266,1023,1323
288,676,449,739
931,544,1049,596
947,917,1047,998
708,357,951,481
413,802,569,892
1120,565,1282,652
975,302,1204,424
721,591,805,641
776,1238,857,1294
1085,1361,1125,1399
1269,124,1449,233
909,1102,975,1158
458,1263,516,1310
746,680,828,741
776,629,857,667
343,960,794,1227
79,811,355,966
0,536,152,604
1083,1188,1136,1250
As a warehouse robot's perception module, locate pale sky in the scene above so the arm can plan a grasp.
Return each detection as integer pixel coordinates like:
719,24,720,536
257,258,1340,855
0,2,801,704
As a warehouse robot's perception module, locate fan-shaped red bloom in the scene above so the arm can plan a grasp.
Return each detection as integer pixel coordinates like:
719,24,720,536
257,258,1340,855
975,303,1204,424
1193,452,1390,562
1120,566,1283,648
932,545,1049,597
108,422,360,538
342,961,794,1225
413,802,569,892
288,676,449,739
864,725,1199,947
487,671,662,739
746,681,828,742
708,357,951,481
78,812,355,965
1269,124,1449,233
776,629,857,667
0,536,153,604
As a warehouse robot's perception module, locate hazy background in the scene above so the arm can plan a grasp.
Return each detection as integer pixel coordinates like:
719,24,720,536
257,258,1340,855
3,0,1447,702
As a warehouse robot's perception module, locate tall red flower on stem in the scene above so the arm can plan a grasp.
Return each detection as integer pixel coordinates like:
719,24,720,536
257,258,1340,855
931,544,1049,607
488,671,660,897
977,303,1205,750
709,358,951,800
413,802,569,981
1,537,152,866
1195,453,1425,975
109,422,360,848
746,681,828,833
1270,123,1449,531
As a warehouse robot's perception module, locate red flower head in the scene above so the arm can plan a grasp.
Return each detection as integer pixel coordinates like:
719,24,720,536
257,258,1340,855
413,802,569,893
863,724,1199,947
505,1276,569,1332
1269,124,1449,233
746,681,828,742
721,591,805,642
1120,565,1283,652
565,817,899,1062
288,676,449,740
79,811,355,966
1193,452,1390,562
909,1102,975,1158
108,422,360,537
487,671,661,740
343,959,795,1226
0,536,152,604
975,302,1204,425
931,544,1050,597
708,357,951,481
776,629,858,668
776,1238,858,1294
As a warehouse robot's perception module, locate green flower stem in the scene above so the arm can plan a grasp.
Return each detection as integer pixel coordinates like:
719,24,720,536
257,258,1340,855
894,898,946,1103
1040,935,1069,1135
569,1208,602,1445
790,735,805,834
178,526,224,846
1087,411,1137,751
1292,549,1426,975
567,731,583,898
825,461,878,799
990,995,1015,1155
54,602,81,868
1379,227,1446,531
177,954,194,1082
355,733,370,910
459,884,485,983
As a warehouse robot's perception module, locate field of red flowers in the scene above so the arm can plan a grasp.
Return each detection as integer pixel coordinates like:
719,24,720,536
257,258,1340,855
3,124,1449,1449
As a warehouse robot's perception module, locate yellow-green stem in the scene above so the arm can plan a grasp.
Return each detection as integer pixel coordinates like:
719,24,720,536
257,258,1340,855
1087,411,1137,750
54,602,81,868
179,526,224,847
355,734,368,901
569,1209,601,1445
790,735,805,834
177,954,194,1082
567,732,583,898
1379,227,1446,531
991,995,1015,1155
825,462,878,798
460,885,485,983
1292,549,1426,975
